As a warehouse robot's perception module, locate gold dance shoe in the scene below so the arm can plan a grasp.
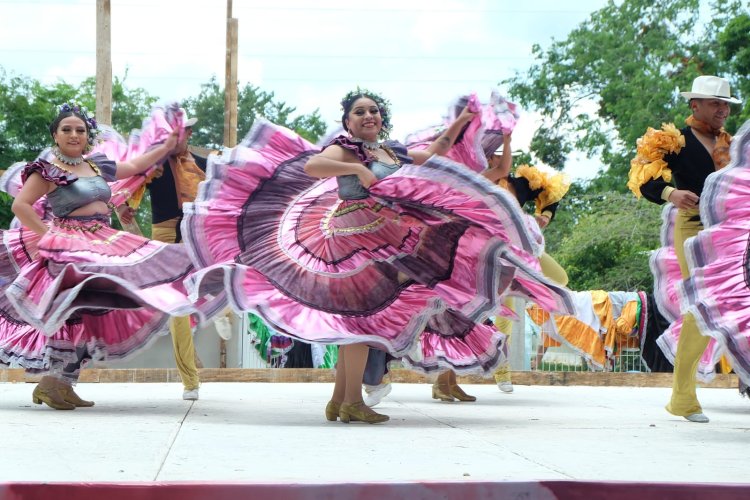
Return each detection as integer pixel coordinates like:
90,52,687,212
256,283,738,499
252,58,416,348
431,383,456,402
60,386,95,407
32,384,75,410
449,383,477,402
339,401,389,424
325,400,341,421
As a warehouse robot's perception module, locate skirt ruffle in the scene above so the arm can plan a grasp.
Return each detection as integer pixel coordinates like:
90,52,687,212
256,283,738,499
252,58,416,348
401,310,507,375
404,91,520,173
182,120,574,374
0,216,213,374
680,122,750,384
650,204,722,381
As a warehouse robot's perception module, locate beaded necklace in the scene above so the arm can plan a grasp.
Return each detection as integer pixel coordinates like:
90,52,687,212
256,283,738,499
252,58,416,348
49,158,101,177
350,137,380,151
53,146,84,166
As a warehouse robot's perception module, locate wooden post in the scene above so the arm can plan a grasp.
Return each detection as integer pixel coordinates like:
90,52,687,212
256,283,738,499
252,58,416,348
95,0,112,125
224,16,239,148
218,1,237,367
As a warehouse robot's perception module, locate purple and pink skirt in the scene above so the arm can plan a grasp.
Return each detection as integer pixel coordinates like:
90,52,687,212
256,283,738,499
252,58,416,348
0,214,213,375
650,204,722,381
182,120,574,375
680,122,750,385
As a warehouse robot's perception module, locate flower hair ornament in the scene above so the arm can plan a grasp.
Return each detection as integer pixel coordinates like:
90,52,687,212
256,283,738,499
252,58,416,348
340,87,392,140
58,100,100,147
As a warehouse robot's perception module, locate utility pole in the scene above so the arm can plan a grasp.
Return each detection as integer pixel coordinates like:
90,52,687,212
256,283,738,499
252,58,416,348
219,0,240,369
95,0,112,125
224,0,238,148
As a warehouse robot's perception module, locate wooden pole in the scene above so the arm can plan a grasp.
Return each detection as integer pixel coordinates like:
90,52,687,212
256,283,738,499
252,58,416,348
223,17,239,148
219,1,238,367
95,0,112,125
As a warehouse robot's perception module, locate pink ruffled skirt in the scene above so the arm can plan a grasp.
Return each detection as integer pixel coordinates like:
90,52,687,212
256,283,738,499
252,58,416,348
680,124,750,384
0,214,217,376
182,120,574,375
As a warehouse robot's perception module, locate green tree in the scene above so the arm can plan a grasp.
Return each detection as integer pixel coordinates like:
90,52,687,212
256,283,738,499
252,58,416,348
0,69,158,168
184,76,327,148
0,70,79,167
549,191,663,292
504,0,747,187
0,69,158,226
718,11,750,129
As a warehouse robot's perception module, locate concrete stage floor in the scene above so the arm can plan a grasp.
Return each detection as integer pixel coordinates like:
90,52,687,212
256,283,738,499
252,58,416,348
1,379,749,498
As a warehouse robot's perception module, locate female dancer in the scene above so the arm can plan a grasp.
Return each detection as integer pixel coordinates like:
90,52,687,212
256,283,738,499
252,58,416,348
182,88,574,423
0,102,210,409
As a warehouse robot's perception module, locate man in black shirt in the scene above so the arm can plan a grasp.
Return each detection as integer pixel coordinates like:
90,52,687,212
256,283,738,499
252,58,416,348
636,75,741,423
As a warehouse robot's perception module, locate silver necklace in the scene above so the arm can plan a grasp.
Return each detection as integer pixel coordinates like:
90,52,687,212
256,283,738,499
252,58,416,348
53,146,84,166
352,137,380,150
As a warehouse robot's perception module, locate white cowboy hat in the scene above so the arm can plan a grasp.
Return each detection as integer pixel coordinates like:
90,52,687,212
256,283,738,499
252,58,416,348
680,75,742,104
179,107,198,128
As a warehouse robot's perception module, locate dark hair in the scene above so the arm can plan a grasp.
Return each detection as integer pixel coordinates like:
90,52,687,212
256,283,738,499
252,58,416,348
49,111,90,137
340,88,392,140
49,102,99,146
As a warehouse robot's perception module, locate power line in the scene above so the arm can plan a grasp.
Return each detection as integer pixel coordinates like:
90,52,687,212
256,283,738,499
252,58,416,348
2,72,509,84
0,0,596,13
0,48,533,61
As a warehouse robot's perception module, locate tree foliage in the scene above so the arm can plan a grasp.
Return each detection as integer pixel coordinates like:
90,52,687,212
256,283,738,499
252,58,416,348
184,76,327,148
505,0,748,186
718,11,750,128
547,191,662,292
0,69,327,227
0,69,158,168
504,0,749,293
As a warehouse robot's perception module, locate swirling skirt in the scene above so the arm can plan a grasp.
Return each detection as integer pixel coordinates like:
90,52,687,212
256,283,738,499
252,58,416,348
182,120,574,375
0,215,217,374
650,205,722,381
680,122,750,384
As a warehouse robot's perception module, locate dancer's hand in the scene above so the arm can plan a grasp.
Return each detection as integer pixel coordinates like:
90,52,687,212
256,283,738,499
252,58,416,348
456,106,478,123
668,189,699,210
356,165,378,189
116,204,135,224
535,214,550,229
161,128,180,153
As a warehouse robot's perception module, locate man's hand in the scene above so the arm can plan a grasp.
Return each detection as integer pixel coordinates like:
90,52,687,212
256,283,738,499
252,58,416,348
668,189,700,210
535,214,551,229
116,204,135,224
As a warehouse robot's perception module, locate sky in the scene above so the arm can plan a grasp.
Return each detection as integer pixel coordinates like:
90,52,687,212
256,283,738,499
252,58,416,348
0,0,612,179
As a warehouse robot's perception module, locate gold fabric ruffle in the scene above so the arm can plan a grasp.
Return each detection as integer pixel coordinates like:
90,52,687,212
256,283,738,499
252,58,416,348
627,123,684,198
515,164,571,215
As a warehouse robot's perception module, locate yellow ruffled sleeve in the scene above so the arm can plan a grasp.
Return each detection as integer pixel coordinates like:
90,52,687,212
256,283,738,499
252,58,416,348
125,167,163,210
515,164,571,215
626,123,684,198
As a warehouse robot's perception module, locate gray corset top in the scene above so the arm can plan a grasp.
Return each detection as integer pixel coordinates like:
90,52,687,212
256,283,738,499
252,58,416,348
337,161,401,200
48,176,113,217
